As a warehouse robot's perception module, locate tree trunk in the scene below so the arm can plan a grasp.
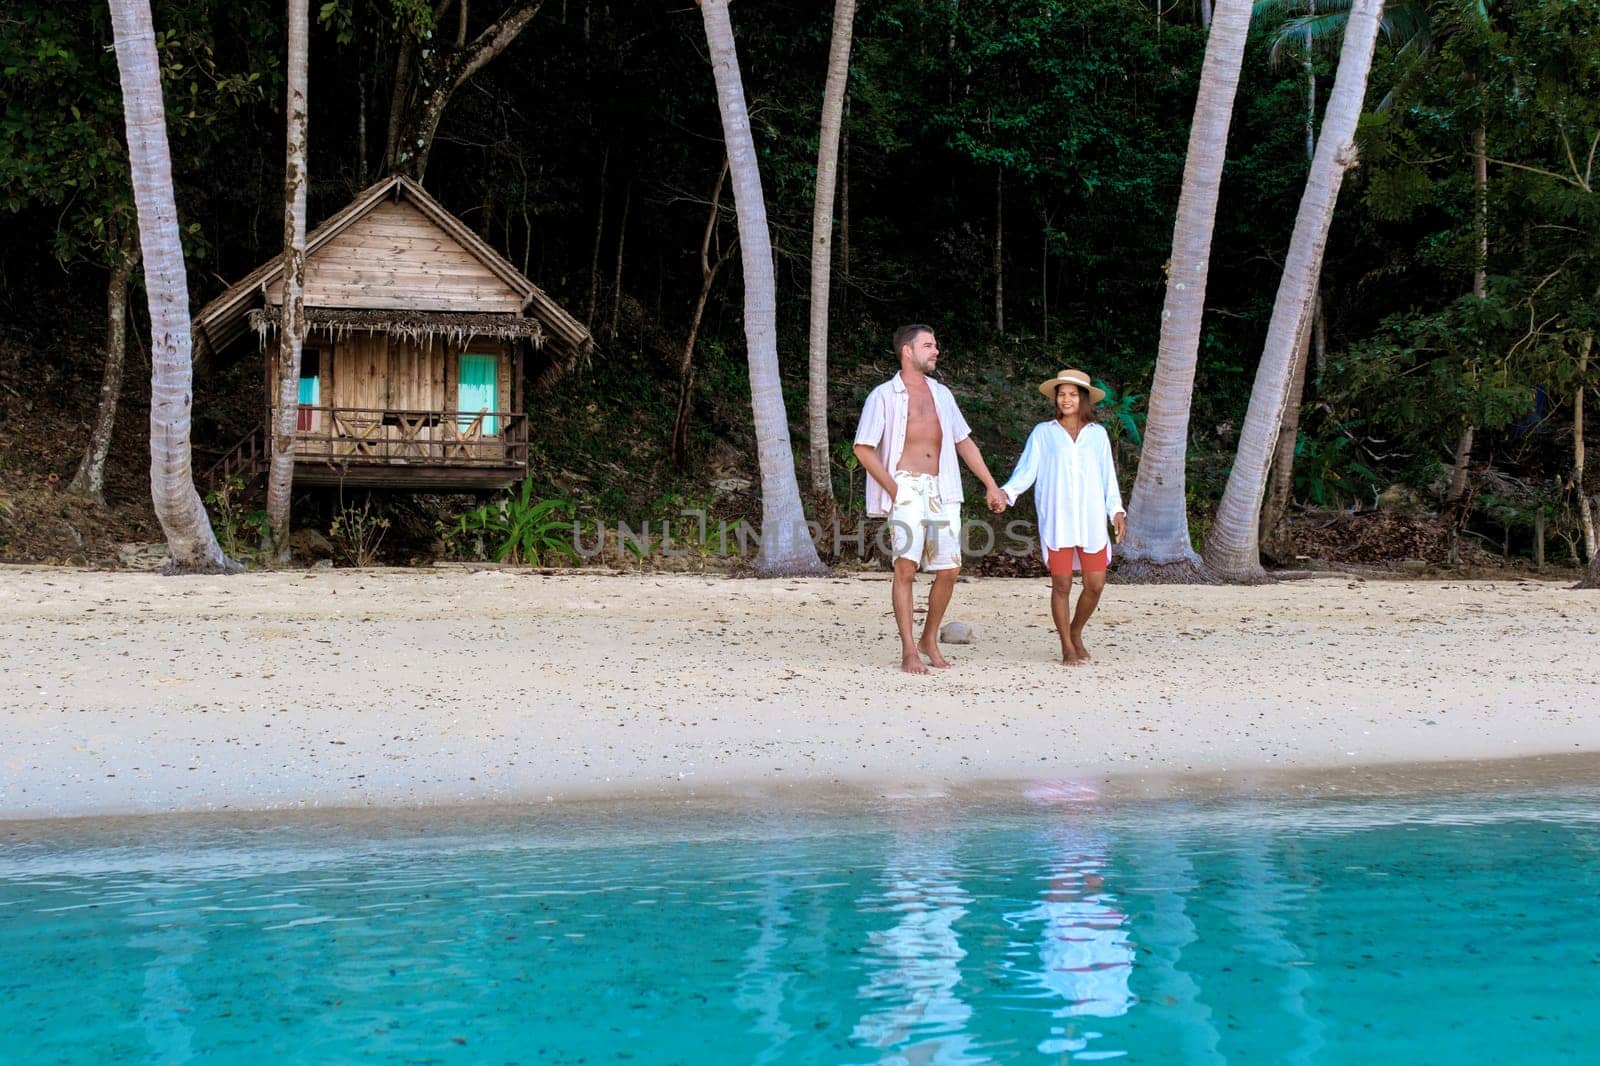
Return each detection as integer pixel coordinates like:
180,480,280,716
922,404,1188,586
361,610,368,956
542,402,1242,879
266,0,310,562
586,146,607,328
609,180,630,340
838,99,850,316
107,0,235,573
993,166,1004,332
1203,0,1384,583
1578,318,1596,563
1260,312,1311,552
1447,125,1491,506
68,235,138,505
1260,40,1321,554
806,0,855,515
673,159,732,471
385,2,544,181
1199,0,1213,31
699,0,826,575
1120,0,1253,581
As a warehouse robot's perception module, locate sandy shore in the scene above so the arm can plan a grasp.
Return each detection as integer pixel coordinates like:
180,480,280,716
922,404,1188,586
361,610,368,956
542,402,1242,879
2,567,1598,820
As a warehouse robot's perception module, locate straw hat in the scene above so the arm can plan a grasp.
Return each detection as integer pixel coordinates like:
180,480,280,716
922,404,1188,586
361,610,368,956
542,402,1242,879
1037,368,1105,404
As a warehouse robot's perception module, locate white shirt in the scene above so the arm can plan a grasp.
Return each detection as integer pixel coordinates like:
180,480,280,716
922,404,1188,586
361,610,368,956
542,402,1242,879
854,372,973,517
1001,420,1126,560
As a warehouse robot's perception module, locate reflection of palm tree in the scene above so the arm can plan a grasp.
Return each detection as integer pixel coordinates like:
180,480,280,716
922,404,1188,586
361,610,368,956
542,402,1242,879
733,873,797,1066
1126,831,1226,1064
851,830,983,1064
1225,838,1325,1065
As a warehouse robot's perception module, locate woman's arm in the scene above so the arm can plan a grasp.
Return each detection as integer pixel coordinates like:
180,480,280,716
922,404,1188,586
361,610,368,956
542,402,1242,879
1000,426,1044,504
1100,427,1127,541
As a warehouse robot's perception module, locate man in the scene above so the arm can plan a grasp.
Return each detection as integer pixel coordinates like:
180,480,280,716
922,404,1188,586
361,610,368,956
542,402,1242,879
854,325,1007,674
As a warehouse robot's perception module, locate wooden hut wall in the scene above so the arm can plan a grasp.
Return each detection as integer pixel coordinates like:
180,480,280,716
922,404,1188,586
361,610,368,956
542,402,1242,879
266,200,524,313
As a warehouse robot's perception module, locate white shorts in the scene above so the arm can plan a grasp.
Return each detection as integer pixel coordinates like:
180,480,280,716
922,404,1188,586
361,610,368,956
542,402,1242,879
888,471,961,571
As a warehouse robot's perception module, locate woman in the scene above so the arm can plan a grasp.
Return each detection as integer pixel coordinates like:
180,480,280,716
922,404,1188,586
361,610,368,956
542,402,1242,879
997,369,1126,665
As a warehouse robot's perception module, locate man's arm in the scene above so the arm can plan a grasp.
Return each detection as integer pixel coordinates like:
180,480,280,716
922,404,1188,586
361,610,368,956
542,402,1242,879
853,443,900,501
954,436,1007,513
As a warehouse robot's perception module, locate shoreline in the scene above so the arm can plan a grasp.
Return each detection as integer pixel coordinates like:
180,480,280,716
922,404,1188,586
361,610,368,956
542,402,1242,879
6,750,1600,837
3,568,1598,823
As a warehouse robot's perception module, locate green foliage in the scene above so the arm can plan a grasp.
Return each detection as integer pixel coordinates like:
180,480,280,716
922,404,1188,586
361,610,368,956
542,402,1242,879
448,478,577,566
203,476,268,562
1292,428,1381,507
1094,379,1144,448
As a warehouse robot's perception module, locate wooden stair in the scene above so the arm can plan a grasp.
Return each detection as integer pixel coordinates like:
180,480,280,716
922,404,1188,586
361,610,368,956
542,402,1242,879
205,425,268,490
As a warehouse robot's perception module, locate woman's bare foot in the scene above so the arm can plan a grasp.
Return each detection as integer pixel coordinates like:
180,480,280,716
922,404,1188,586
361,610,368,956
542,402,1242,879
918,638,952,669
901,651,930,675
1071,632,1091,662
1059,644,1082,666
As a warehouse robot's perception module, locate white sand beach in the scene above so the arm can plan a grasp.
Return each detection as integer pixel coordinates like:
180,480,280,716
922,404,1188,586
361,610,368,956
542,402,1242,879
2,567,1597,820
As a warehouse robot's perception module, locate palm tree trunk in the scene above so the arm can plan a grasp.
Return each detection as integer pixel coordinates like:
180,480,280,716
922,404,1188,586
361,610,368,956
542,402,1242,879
107,0,235,573
68,232,138,505
1120,0,1253,581
267,0,310,562
1203,0,1385,583
699,0,826,575
1260,316,1311,551
807,0,855,516
1260,32,1320,553
838,100,850,316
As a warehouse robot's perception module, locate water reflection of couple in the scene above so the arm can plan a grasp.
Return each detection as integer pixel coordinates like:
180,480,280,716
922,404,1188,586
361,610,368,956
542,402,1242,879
849,824,1133,1063
853,325,1126,674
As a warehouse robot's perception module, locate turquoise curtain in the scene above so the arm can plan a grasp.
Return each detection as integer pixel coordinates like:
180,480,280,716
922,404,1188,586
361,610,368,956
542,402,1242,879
458,354,498,434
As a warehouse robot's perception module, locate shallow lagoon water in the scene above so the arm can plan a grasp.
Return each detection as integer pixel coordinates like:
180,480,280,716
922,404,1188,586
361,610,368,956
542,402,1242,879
4,785,1599,1064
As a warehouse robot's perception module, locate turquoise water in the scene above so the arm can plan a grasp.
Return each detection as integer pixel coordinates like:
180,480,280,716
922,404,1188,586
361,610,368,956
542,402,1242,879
3,787,1599,1064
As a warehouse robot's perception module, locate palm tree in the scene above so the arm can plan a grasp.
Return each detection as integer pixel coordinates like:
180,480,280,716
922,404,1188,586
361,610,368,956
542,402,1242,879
1258,0,1491,514
1203,0,1387,582
807,0,857,521
107,0,235,573
1119,0,1255,581
699,0,828,575
266,0,310,561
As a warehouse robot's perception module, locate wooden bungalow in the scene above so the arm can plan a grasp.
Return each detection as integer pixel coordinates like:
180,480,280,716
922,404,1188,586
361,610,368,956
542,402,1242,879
199,174,592,491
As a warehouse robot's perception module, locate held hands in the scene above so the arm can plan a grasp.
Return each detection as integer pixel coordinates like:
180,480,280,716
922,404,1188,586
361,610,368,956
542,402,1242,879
986,485,1008,514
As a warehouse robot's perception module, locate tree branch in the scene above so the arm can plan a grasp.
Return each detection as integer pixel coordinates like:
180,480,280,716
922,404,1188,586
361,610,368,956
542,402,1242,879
455,1,544,89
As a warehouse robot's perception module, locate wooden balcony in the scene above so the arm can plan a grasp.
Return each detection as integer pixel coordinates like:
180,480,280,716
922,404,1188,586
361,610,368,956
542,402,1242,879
272,405,530,490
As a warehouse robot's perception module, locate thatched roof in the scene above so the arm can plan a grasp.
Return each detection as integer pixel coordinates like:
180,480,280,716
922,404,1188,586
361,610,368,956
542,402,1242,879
194,174,591,373
247,307,547,348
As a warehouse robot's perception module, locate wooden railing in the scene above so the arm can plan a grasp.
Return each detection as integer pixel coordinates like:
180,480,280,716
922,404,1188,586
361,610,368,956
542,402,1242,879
270,406,529,468
205,425,268,488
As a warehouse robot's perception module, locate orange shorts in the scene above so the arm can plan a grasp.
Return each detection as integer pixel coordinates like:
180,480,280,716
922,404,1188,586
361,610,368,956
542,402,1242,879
1046,545,1108,576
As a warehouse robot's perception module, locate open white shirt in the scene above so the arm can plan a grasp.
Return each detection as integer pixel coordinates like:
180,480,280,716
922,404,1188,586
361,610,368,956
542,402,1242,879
854,372,972,517
1001,420,1126,561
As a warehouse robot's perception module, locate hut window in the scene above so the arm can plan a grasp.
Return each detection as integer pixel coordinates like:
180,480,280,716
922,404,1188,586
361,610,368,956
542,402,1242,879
297,349,321,431
458,353,499,435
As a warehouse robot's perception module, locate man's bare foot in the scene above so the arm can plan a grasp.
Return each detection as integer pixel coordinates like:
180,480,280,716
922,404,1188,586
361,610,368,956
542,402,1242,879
1071,633,1091,662
901,651,930,675
918,638,952,669
1059,649,1083,666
